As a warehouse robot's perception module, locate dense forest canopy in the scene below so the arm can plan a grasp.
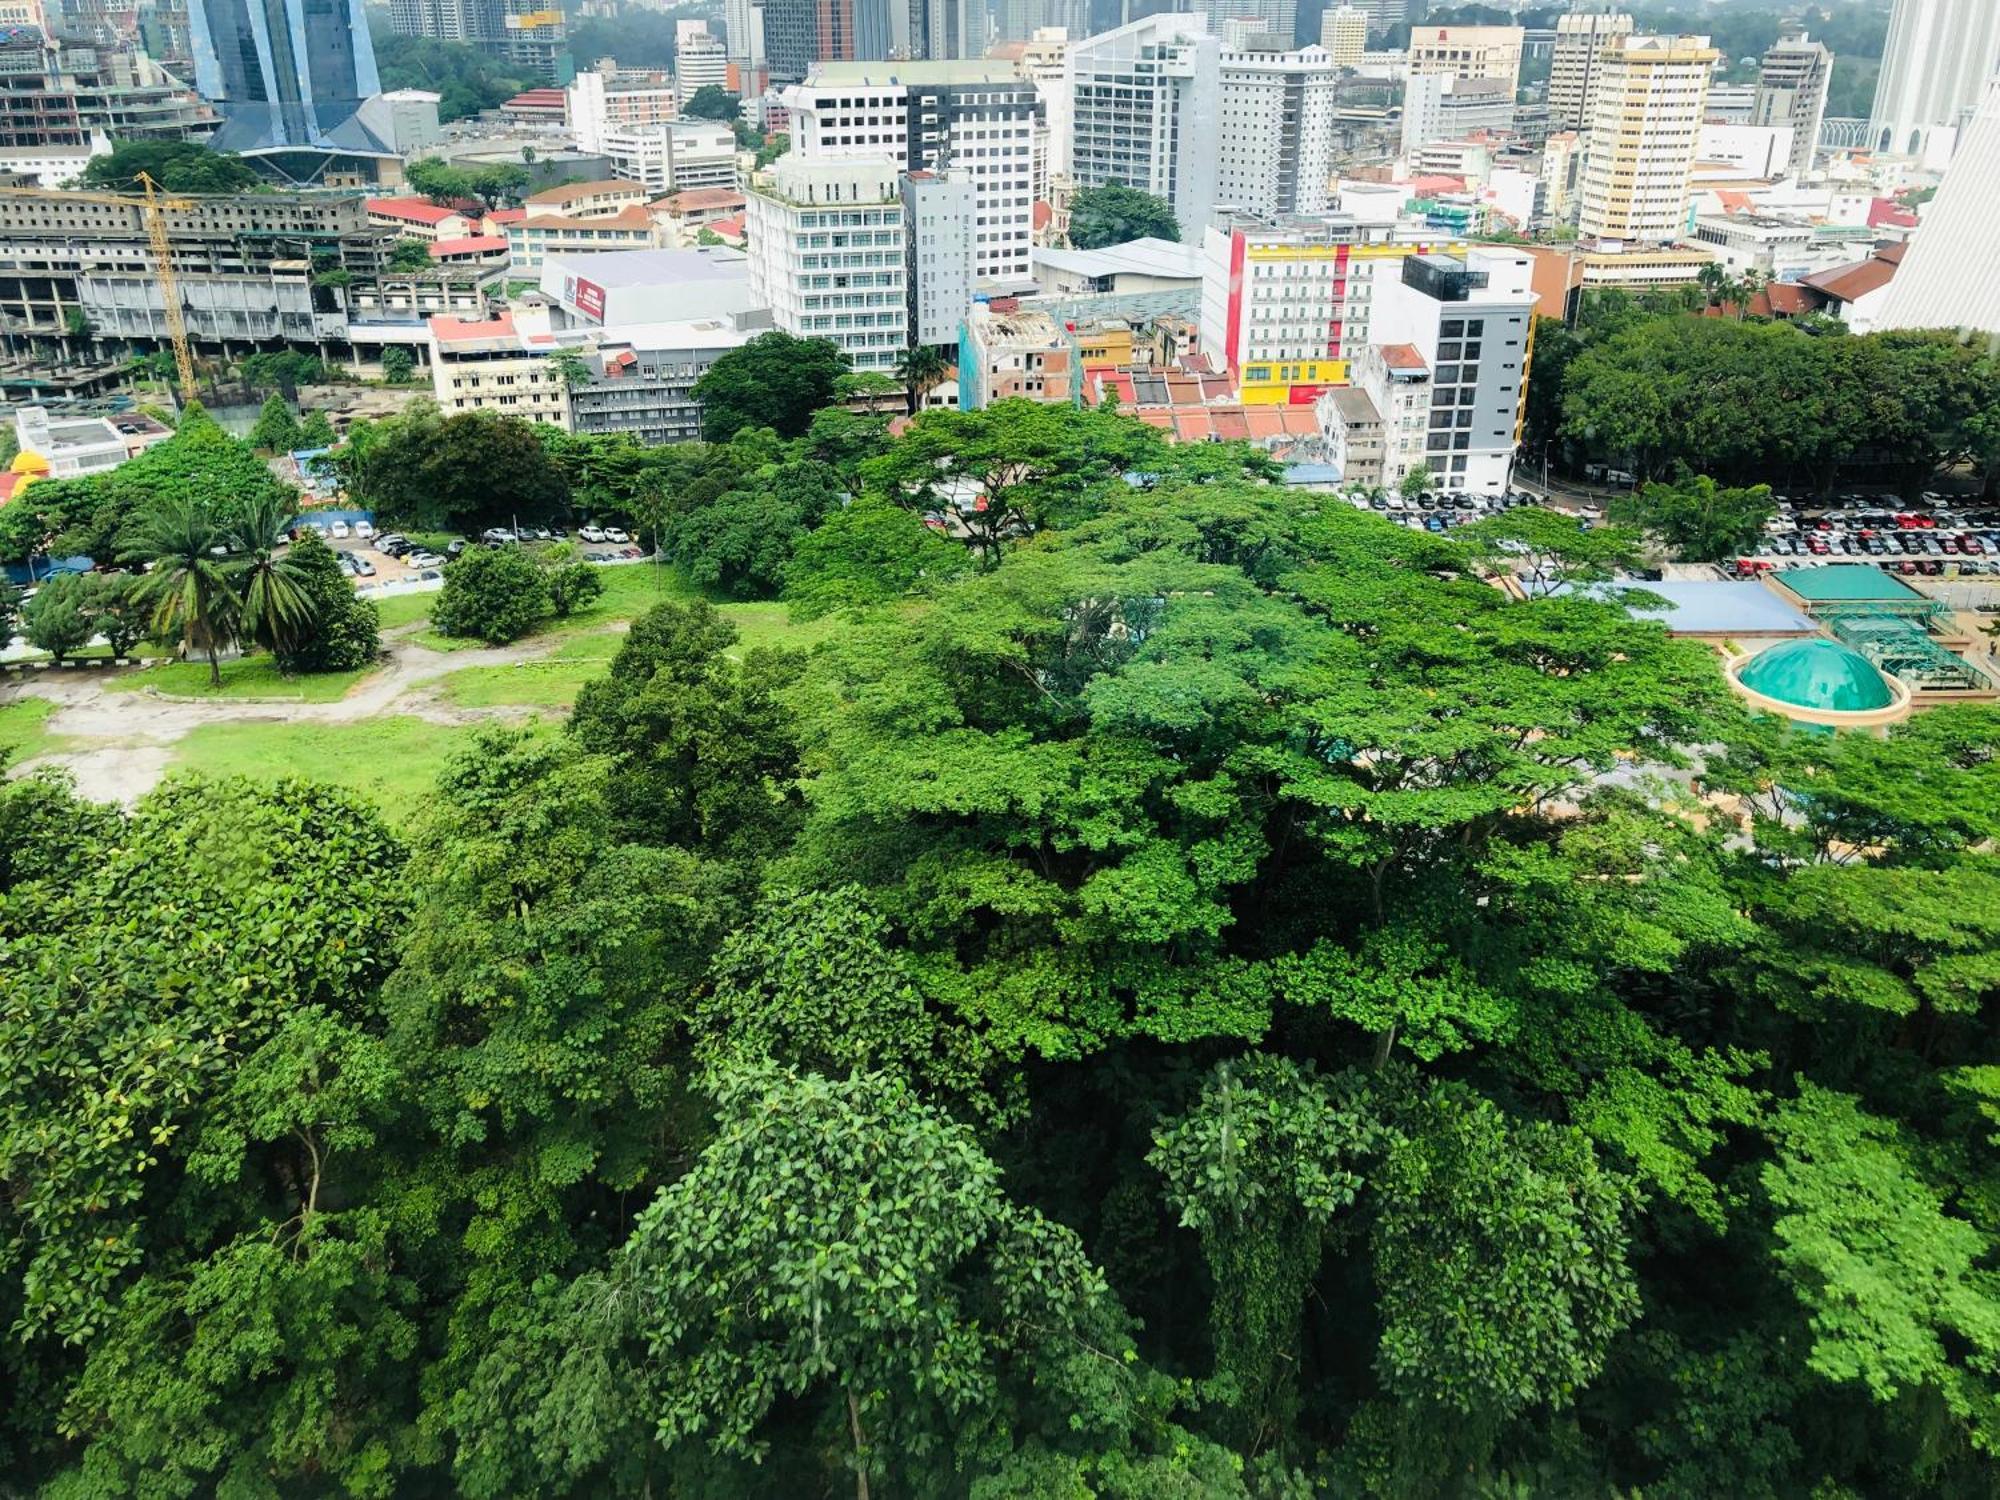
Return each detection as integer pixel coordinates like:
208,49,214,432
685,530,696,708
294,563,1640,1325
4,382,1998,1495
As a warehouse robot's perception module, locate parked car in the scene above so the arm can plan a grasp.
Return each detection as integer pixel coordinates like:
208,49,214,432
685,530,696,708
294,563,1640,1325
329,519,351,538
353,520,375,540
480,527,517,544
406,550,445,569
603,527,630,544
579,525,607,543
376,534,409,555
445,540,467,558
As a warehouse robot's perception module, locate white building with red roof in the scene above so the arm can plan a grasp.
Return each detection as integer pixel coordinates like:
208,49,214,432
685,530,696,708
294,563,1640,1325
366,197,478,242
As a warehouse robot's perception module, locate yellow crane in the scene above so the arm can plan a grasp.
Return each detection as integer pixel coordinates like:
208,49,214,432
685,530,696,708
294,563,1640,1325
23,173,199,402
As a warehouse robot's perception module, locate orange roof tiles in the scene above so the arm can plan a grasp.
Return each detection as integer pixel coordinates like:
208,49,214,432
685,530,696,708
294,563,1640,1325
429,235,507,258
1381,343,1427,371
367,197,462,224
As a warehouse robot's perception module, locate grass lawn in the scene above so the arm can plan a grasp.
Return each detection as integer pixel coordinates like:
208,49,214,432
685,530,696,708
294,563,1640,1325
167,715,542,819
0,697,67,763
372,592,437,630
105,655,376,702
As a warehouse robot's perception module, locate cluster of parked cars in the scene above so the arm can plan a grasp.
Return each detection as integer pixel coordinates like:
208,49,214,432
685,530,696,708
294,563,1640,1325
373,534,460,574
1738,493,2000,576
1350,488,1545,534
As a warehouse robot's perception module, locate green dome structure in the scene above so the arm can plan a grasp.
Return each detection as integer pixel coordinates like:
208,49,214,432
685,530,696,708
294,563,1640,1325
1736,639,1896,713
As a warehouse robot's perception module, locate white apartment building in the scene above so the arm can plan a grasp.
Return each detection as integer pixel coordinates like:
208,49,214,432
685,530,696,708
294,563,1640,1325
1752,31,1831,181
676,23,730,105
1401,73,1514,156
1547,11,1631,131
427,308,574,429
1068,14,1222,242
1015,27,1071,178
746,155,910,372
600,121,741,194
904,170,976,347
566,66,678,153
1355,249,1537,495
1344,339,1433,490
1217,44,1339,217
1576,34,1717,244
1407,24,1523,91
781,60,1040,288
1321,6,1367,67
1539,130,1580,221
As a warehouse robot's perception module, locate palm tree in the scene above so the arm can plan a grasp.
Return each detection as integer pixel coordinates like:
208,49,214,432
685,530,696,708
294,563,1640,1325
895,343,951,416
1696,261,1728,311
121,495,241,686
229,490,314,658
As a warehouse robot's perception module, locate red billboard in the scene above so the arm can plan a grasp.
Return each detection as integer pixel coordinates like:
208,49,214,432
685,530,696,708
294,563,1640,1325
563,274,607,322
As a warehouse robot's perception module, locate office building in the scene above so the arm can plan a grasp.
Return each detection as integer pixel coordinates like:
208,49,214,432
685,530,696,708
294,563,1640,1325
1196,211,1470,403
1868,0,2000,157
1751,31,1830,181
191,0,395,173
1068,14,1221,241
1348,249,1535,494
0,34,211,150
904,169,975,346
567,320,755,441
1538,129,1579,220
1217,42,1338,216
782,60,1040,286
998,0,1087,44
1547,10,1629,131
1197,0,1295,45
539,246,758,327
959,303,1073,408
761,0,815,82
1575,33,1716,244
1406,24,1522,91
1347,0,1406,35
426,309,575,428
1400,72,1513,155
1320,5,1365,66
600,121,740,194
385,0,567,83
567,64,678,153
1876,76,2000,336
677,21,730,101
745,155,911,370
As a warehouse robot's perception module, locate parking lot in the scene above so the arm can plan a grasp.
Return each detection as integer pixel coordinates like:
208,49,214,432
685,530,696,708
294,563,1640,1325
1345,489,1540,533
1734,493,2000,578
291,519,652,590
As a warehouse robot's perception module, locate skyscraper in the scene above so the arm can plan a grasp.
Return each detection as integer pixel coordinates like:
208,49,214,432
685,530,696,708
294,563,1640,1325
1875,74,2000,336
1216,40,1338,216
1547,10,1630,132
1868,0,2000,157
761,0,816,81
1575,33,1715,243
191,0,392,168
1751,30,1830,181
1068,13,1221,240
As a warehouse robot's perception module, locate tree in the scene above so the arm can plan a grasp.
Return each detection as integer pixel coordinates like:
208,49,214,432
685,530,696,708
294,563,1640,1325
431,544,552,643
1460,504,1644,596
120,494,240,684
404,155,530,209
1617,473,1775,562
247,392,302,453
568,600,801,857
691,331,852,441
228,489,314,658
80,138,260,194
894,342,951,416
374,34,531,121
274,528,380,673
755,131,789,168
20,572,93,663
1066,183,1180,248
337,404,567,529
536,540,602,617
681,84,741,121
782,493,971,618
388,237,434,271
78,571,148,658
548,349,592,391
381,346,415,385
1398,466,1432,505
298,409,337,447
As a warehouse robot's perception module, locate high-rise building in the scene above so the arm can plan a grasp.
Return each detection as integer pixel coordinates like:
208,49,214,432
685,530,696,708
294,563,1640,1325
998,0,1087,44
1575,33,1715,244
746,154,974,368
1547,10,1630,131
567,64,677,152
924,0,987,59
1319,5,1365,66
1868,0,2000,158
1347,0,1405,35
781,61,1041,286
723,0,766,66
190,0,394,170
1013,27,1071,175
676,23,730,101
1751,30,1830,181
1197,0,1295,46
1875,75,2000,336
1217,41,1338,216
762,0,816,81
1407,24,1522,91
1068,13,1221,241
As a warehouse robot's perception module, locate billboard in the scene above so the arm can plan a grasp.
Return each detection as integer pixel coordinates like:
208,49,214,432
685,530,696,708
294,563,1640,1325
562,273,607,322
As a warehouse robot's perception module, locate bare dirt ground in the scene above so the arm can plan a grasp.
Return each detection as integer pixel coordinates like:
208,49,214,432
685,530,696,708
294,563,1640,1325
3,628,561,805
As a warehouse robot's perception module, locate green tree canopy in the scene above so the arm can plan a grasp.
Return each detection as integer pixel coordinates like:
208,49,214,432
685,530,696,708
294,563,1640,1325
691,332,852,442
1067,183,1180,248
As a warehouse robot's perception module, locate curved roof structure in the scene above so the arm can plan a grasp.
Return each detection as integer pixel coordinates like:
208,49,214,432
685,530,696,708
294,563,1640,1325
1737,639,1896,713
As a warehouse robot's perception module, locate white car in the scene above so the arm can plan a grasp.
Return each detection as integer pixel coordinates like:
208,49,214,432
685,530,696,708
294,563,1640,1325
406,550,445,569
579,525,607,543
330,519,351,538
603,527,630,544
353,520,375,540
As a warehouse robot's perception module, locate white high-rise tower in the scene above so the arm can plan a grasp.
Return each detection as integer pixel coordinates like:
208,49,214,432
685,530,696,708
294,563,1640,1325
1867,0,2000,157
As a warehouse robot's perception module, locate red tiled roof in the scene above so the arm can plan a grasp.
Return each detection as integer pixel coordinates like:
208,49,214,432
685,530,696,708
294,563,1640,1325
1876,239,1910,265
515,205,657,232
1867,197,1919,228
655,186,745,213
1713,189,1755,214
367,197,462,225
1381,343,1427,371
1803,255,1899,303
428,311,515,344
504,89,566,109
430,235,508,258
1410,174,1467,195
705,213,746,240
1032,200,1053,230
527,178,645,206
485,208,526,226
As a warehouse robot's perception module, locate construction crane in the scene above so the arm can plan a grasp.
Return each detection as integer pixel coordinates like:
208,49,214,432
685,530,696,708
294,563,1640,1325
20,173,199,402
